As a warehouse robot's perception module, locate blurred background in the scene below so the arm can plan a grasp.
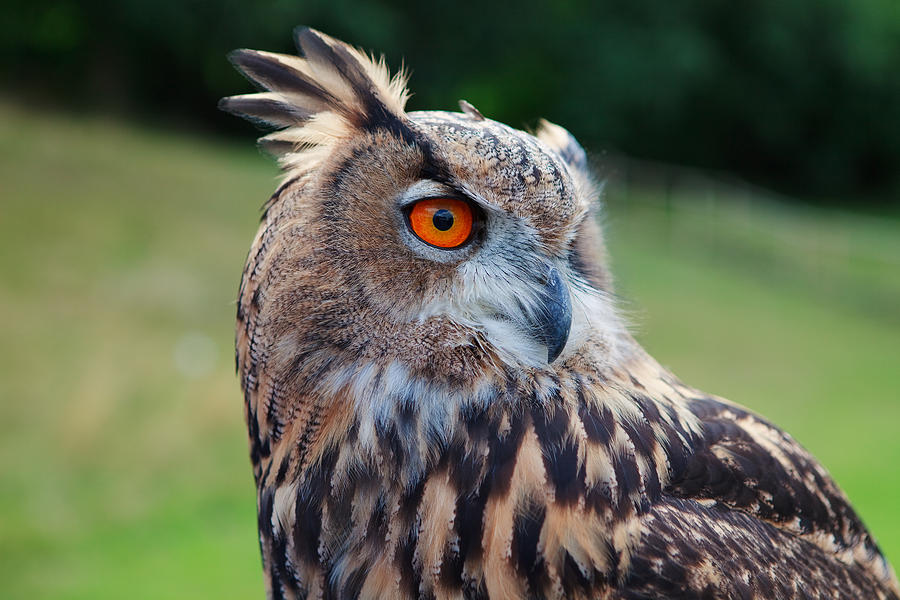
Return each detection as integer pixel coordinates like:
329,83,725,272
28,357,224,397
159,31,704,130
1,1,898,598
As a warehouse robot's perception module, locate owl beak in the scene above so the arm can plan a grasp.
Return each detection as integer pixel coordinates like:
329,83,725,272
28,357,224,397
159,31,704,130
526,265,572,363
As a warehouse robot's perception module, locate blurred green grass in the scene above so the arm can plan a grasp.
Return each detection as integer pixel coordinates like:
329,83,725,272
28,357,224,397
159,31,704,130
0,103,898,599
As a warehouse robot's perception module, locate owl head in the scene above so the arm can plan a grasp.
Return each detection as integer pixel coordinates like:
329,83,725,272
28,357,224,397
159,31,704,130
224,29,625,399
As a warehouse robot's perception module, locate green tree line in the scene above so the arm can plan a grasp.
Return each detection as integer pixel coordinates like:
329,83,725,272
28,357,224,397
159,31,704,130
3,0,900,205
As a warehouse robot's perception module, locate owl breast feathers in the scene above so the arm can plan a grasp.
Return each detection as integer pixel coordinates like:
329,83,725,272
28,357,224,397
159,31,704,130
223,28,899,600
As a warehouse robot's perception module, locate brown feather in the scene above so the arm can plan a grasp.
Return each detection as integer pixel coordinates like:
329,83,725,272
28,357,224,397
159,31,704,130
226,29,900,600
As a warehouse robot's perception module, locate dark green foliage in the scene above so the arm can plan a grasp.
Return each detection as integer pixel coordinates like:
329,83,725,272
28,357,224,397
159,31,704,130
3,0,899,204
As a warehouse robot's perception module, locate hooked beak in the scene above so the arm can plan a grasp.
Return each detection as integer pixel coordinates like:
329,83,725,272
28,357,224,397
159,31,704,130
525,266,572,363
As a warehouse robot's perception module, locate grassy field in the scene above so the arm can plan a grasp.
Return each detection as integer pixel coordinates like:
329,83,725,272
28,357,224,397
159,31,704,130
1,103,898,598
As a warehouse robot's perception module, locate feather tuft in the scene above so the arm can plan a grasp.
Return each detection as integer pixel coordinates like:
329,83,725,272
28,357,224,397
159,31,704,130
221,28,412,178
218,93,313,128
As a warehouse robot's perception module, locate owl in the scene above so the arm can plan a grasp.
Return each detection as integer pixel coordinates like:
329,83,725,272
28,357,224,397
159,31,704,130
222,28,899,600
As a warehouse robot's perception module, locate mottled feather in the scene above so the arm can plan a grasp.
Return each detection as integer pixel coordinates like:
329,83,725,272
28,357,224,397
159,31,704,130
226,28,899,600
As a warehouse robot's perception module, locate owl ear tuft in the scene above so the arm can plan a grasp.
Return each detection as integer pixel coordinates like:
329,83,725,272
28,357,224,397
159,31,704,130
220,28,411,171
458,99,485,121
535,119,589,178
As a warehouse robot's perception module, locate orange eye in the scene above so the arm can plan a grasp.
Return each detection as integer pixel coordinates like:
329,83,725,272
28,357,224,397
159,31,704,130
408,198,474,248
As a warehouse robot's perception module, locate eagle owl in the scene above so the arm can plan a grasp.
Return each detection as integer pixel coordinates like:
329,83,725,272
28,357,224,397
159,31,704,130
222,28,899,600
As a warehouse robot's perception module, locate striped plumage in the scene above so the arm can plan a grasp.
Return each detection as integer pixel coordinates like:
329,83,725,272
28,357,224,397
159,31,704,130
224,28,899,600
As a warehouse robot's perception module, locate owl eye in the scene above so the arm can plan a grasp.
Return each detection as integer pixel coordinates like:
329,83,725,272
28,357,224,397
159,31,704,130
407,198,474,249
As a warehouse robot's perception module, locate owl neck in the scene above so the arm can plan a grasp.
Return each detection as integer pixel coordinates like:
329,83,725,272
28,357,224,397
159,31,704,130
261,337,703,513
254,341,705,597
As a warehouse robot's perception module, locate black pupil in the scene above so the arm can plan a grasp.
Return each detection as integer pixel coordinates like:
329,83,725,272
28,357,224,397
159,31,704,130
432,209,454,231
